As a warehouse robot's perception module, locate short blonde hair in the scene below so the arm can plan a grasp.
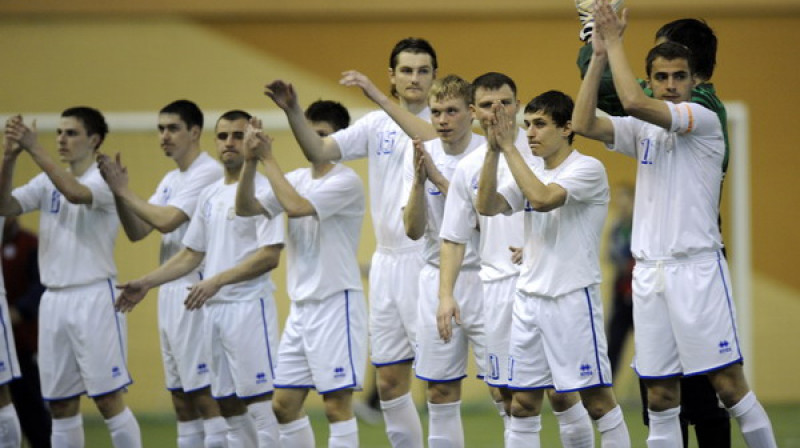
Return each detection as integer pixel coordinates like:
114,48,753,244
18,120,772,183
428,74,473,106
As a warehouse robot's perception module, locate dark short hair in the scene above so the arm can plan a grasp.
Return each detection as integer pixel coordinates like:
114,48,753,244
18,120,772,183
389,37,438,71
215,110,252,129
656,18,716,80
160,99,203,130
524,90,575,144
305,100,350,132
471,72,517,104
645,42,695,78
61,106,108,150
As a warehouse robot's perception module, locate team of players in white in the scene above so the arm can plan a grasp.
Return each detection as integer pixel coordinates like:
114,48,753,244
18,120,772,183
0,1,779,447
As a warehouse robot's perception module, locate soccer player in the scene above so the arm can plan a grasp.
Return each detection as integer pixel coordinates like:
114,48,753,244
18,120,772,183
114,110,284,448
440,72,595,448
2,109,142,447
571,2,777,447
235,102,366,447
264,37,438,448
477,90,630,448
96,99,226,447
400,74,484,448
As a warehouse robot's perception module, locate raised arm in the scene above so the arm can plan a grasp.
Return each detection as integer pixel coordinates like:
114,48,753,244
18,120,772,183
572,33,617,144
403,139,429,240
0,124,24,216
265,80,343,163
97,152,189,241
236,119,270,217
437,239,464,343
115,247,204,312
476,106,512,217
340,70,437,141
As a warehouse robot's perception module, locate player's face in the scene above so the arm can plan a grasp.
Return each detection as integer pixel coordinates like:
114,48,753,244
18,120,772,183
158,113,196,161
648,57,695,104
55,116,97,164
523,111,571,161
214,118,248,168
429,96,474,146
472,85,519,133
310,121,336,138
390,51,436,104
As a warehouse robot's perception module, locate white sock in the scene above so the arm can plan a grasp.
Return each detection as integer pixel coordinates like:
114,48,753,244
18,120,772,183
493,400,510,446
177,419,204,448
728,391,778,448
507,415,541,448
248,400,280,447
203,416,229,448
380,393,423,448
427,401,463,448
0,404,21,448
104,407,142,448
553,401,594,448
329,418,358,448
278,416,314,448
226,413,258,448
52,414,84,448
647,407,681,448
596,405,630,448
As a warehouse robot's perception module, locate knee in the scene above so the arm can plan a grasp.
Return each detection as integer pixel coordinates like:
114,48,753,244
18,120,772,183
426,382,460,405
377,365,411,399
217,397,247,419
272,395,301,424
171,390,200,421
92,391,126,419
547,390,580,413
509,392,542,418
186,388,222,419
49,398,80,419
646,381,680,411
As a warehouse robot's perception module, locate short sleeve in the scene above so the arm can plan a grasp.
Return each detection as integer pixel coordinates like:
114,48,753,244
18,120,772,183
439,161,477,244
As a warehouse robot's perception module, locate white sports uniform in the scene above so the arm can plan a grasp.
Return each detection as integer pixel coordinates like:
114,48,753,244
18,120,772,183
405,134,486,382
149,152,222,393
182,176,283,399
498,150,612,392
12,166,130,399
440,129,535,387
608,101,739,377
0,218,21,387
259,164,367,393
332,109,430,366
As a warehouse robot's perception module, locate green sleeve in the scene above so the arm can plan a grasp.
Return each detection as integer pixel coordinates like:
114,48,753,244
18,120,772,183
577,43,648,117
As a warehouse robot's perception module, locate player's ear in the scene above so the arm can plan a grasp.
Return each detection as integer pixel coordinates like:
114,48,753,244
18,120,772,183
190,124,202,141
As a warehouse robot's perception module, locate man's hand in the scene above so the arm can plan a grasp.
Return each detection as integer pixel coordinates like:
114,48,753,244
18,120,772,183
487,102,515,153
340,70,386,104
436,294,462,343
184,278,221,310
243,117,274,162
510,246,523,265
96,152,130,194
265,80,300,111
412,138,429,184
4,116,38,152
115,280,150,313
594,0,628,45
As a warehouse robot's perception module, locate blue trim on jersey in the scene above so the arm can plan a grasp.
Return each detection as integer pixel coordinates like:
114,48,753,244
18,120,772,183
87,381,133,399
211,392,237,400
178,383,213,394
0,300,20,378
507,385,554,391
372,357,415,367
554,382,613,393
238,390,274,400
318,383,358,395
258,298,277,379
684,358,743,377
107,279,132,384
43,391,85,402
275,384,316,390
344,290,358,388
717,251,744,360
634,369,683,380
415,374,468,383
583,287,607,386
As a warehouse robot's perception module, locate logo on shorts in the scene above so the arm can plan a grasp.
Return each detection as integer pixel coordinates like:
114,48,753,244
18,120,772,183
718,340,732,354
524,200,534,212
197,363,209,375
111,366,121,378
0,361,6,373
255,372,267,384
333,367,346,379
579,363,593,377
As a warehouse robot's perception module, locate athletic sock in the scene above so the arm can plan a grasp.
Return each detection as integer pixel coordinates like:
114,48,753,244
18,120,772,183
248,400,280,447
278,415,315,448
329,417,359,448
427,401,463,448
104,407,142,448
0,404,21,448
52,414,84,448
647,407,681,448
177,419,204,448
553,401,594,448
203,416,229,448
380,392,423,448
596,405,630,448
728,391,778,448
493,400,510,446
226,413,258,448
507,415,542,448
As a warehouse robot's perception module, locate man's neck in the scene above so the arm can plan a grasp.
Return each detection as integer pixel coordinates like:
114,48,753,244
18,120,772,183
175,146,201,172
402,98,427,116
442,133,473,157
223,165,242,184
311,161,335,179
70,154,95,177
544,146,573,170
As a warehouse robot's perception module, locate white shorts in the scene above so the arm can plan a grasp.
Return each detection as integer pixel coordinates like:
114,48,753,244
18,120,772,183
414,264,486,382
205,296,280,399
158,277,212,392
633,251,742,378
369,247,424,366
38,280,132,399
483,275,517,387
508,285,612,392
275,290,367,394
0,294,21,386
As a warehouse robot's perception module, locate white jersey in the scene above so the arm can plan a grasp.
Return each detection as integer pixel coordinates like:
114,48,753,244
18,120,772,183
440,129,538,282
332,109,430,250
182,177,284,302
259,164,365,302
499,150,608,297
609,101,725,260
12,164,118,288
148,152,223,267
402,134,484,267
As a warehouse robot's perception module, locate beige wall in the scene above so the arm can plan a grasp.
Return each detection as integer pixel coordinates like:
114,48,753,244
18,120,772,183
1,9,798,412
